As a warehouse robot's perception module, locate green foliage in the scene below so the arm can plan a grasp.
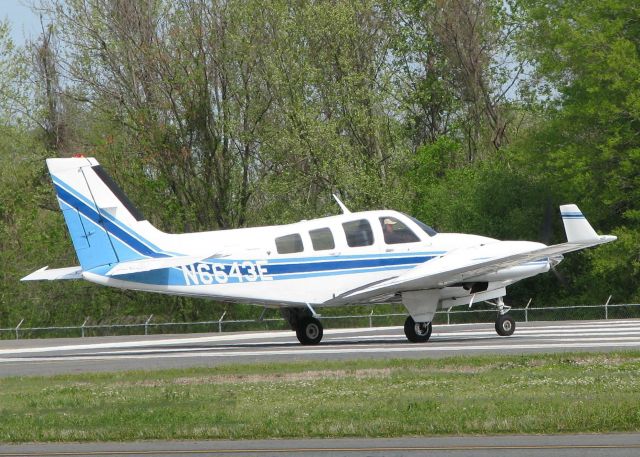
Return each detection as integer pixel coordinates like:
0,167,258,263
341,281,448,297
0,0,638,328
410,141,548,240
511,0,640,303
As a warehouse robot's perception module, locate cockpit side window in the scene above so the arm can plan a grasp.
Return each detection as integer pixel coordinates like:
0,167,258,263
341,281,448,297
309,227,335,251
379,217,420,244
342,219,374,247
275,233,304,254
405,215,438,237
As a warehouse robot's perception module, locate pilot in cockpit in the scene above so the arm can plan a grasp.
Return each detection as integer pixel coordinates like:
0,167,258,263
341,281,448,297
382,218,402,244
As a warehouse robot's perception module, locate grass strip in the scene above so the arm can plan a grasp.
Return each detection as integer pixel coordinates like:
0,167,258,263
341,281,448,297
1,352,640,442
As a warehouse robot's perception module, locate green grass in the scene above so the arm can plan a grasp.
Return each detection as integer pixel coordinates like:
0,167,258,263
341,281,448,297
2,352,640,442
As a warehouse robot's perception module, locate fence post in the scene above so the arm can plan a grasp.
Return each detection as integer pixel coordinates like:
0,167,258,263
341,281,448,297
15,319,24,340
369,310,374,328
447,307,451,325
81,317,89,338
604,295,612,320
525,298,532,323
218,311,227,333
144,314,153,336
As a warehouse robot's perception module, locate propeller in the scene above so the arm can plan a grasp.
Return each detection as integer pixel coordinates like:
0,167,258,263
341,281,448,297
540,197,569,287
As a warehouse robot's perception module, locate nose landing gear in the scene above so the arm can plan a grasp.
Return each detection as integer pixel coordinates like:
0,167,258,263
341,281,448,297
492,297,516,336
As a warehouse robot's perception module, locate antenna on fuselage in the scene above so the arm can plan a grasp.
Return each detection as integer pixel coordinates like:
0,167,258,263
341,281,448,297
332,194,351,214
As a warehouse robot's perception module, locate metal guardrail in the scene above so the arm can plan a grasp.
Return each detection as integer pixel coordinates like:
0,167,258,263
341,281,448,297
2,299,639,340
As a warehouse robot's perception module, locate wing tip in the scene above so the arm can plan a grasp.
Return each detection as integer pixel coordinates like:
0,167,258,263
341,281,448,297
21,266,83,281
21,266,49,281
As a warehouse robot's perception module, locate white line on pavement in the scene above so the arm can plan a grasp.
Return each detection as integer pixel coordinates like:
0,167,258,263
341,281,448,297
2,340,640,363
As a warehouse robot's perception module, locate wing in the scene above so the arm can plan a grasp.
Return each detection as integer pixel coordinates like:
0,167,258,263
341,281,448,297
326,234,616,305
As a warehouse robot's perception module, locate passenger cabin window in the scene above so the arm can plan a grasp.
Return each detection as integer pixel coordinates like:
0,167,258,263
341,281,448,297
275,233,303,254
342,219,374,247
310,227,335,251
380,217,420,244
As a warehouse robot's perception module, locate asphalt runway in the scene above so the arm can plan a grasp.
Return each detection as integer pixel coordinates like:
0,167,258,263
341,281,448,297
1,319,640,377
2,434,640,457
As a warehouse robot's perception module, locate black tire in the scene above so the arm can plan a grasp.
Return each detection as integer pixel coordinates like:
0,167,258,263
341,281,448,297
295,316,323,345
495,314,516,336
404,316,432,343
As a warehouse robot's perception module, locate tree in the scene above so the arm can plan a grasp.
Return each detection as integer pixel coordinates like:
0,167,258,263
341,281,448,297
391,0,524,161
515,0,640,302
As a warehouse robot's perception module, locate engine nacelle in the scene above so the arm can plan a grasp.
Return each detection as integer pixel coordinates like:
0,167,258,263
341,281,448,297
469,262,550,283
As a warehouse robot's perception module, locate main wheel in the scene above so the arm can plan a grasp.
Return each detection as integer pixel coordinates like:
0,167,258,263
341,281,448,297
404,316,432,343
295,316,323,345
495,314,516,336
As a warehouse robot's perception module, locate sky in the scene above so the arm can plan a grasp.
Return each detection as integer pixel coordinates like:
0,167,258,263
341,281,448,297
2,0,43,45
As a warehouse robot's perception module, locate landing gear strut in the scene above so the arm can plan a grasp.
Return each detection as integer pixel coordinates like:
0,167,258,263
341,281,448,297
404,316,432,343
492,297,516,336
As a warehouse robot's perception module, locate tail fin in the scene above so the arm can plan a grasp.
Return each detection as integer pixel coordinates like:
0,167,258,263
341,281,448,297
47,157,164,270
559,204,599,242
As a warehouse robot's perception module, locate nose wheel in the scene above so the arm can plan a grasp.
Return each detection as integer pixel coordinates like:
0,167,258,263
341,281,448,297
488,297,516,336
404,316,433,343
495,314,515,336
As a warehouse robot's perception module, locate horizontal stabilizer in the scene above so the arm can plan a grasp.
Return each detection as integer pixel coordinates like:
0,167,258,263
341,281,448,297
21,266,83,281
106,256,205,276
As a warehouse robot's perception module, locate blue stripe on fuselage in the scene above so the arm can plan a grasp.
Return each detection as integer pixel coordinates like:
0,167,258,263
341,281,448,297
92,257,427,286
245,251,447,264
262,255,434,274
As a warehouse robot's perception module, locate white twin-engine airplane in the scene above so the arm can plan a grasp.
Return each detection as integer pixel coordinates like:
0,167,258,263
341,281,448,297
23,157,616,345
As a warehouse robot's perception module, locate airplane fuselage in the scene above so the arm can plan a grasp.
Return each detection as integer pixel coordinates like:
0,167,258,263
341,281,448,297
81,210,551,310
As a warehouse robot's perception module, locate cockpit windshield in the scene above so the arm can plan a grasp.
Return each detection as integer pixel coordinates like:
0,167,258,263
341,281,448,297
404,214,438,237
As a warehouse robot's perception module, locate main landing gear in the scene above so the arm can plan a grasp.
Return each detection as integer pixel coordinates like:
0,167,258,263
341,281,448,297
492,297,516,336
495,314,515,336
296,316,323,345
404,316,432,343
281,307,324,345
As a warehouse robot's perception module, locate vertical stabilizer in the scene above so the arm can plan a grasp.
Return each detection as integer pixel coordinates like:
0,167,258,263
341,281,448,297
47,157,158,270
